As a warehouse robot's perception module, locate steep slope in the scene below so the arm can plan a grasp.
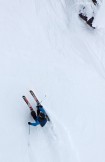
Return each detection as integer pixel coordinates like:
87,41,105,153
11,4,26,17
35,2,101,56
0,0,105,162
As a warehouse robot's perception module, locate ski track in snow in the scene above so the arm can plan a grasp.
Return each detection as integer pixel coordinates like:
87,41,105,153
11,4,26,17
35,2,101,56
26,113,79,162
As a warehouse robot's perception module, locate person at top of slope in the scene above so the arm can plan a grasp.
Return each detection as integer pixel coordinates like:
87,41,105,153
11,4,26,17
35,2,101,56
79,12,94,25
28,102,50,127
79,6,95,29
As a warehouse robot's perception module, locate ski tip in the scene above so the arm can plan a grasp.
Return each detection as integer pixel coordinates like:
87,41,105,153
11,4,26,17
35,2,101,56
22,96,25,98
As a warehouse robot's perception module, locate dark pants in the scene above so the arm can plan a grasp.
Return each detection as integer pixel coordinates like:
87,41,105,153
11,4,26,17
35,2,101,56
31,110,37,121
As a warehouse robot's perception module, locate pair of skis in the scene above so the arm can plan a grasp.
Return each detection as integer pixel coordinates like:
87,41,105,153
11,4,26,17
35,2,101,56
22,90,41,112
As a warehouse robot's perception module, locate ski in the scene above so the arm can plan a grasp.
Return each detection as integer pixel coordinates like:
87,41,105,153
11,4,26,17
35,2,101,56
29,90,40,105
22,96,33,111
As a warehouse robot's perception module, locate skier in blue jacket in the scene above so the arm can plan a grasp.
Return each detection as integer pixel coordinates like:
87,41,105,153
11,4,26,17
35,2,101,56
28,103,49,127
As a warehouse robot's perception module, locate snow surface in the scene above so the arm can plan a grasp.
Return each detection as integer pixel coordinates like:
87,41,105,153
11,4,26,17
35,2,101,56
0,0,105,162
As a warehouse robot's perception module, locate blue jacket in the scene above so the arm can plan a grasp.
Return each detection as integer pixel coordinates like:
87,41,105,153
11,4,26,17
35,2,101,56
30,106,47,127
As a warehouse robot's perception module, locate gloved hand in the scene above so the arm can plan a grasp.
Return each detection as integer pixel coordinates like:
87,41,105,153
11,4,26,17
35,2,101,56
28,122,31,125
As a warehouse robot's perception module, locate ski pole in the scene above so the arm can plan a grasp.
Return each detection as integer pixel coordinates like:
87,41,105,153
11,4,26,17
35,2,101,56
40,95,46,104
28,125,30,147
29,124,30,135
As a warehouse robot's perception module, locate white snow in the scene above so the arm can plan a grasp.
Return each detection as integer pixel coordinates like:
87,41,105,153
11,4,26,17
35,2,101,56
0,0,105,162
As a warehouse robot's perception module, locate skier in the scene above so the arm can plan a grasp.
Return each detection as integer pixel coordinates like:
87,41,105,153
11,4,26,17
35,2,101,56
28,103,49,127
22,90,50,127
79,12,95,29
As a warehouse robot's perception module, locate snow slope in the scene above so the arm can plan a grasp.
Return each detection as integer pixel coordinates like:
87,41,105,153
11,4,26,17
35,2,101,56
0,0,105,162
